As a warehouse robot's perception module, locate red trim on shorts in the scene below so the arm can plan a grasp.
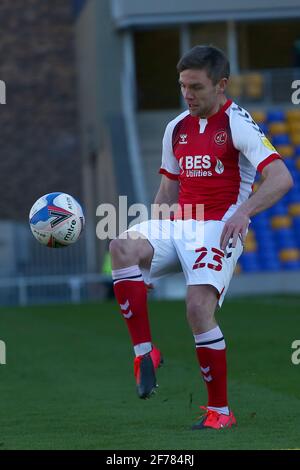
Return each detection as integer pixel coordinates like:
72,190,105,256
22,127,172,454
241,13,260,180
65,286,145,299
159,168,179,180
257,153,281,173
218,286,225,299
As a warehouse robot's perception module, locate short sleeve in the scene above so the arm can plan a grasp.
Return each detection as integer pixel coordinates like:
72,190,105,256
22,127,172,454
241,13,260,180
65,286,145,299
159,122,180,180
229,106,282,173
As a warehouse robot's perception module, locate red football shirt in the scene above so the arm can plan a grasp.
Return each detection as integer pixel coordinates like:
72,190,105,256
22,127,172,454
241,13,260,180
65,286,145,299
159,99,281,221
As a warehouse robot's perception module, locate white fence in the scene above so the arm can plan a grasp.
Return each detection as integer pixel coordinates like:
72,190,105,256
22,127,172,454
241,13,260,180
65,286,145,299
0,221,113,306
0,273,112,306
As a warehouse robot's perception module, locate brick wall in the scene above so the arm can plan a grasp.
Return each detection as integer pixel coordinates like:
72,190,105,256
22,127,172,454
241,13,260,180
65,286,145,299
0,0,82,220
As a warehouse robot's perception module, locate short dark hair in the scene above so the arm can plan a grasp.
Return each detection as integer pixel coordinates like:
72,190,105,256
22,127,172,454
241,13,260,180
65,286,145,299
177,45,230,85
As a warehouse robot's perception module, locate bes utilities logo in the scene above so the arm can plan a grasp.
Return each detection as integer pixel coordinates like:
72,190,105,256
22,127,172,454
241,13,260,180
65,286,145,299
179,155,224,177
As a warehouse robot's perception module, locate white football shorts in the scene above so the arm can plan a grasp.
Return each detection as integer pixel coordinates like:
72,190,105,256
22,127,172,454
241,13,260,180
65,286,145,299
126,219,243,307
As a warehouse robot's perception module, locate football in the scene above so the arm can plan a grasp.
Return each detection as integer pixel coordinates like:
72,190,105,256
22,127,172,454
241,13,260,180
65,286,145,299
29,192,85,248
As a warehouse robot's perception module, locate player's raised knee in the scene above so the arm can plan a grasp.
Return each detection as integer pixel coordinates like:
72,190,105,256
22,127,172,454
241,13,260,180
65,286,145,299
109,238,126,258
109,237,138,266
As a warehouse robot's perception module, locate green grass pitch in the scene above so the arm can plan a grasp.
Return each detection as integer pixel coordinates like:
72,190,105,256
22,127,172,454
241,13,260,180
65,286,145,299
0,296,300,450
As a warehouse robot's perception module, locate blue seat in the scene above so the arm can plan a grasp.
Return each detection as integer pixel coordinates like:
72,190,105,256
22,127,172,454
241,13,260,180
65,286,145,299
289,169,299,182
267,110,285,122
258,241,277,252
293,216,300,229
251,214,269,228
294,145,300,156
281,192,293,204
268,202,287,216
281,260,300,270
240,252,260,272
288,189,300,203
284,159,297,171
272,134,290,146
261,259,281,271
273,230,298,250
256,234,275,247
293,217,300,241
259,123,268,135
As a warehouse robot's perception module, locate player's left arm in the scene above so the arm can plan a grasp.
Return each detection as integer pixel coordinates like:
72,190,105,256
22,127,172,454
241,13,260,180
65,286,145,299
221,107,294,250
220,159,293,250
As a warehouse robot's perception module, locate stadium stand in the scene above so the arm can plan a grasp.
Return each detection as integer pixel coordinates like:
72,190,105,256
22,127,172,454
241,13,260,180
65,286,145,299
239,107,300,273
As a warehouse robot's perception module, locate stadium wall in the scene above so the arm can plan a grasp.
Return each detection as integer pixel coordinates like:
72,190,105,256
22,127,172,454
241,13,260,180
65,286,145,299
0,0,82,221
111,0,300,27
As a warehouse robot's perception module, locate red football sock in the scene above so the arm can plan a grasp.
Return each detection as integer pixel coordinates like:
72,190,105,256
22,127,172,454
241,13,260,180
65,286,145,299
195,328,228,407
112,266,152,346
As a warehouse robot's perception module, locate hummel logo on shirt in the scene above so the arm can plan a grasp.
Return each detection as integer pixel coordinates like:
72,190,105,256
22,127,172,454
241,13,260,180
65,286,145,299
179,134,188,144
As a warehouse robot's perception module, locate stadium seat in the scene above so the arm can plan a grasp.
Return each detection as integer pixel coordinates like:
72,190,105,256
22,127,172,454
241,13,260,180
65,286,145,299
287,188,300,203
279,248,300,270
288,203,300,216
274,231,298,250
293,216,300,239
269,122,288,135
240,106,300,273
271,134,290,146
279,248,299,261
227,75,243,99
244,230,257,252
234,263,242,275
258,122,268,135
290,133,300,146
267,109,285,123
271,215,292,229
268,202,287,216
287,121,300,133
275,144,294,158
243,73,264,100
239,252,260,272
286,109,300,122
283,158,296,172
260,259,281,271
251,110,266,123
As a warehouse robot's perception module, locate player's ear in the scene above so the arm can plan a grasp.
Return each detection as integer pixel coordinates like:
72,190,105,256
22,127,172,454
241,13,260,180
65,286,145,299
217,78,228,94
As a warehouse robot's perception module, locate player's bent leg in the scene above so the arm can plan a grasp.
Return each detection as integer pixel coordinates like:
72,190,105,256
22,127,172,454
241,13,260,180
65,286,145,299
186,285,236,429
186,284,219,334
109,233,153,270
109,233,162,399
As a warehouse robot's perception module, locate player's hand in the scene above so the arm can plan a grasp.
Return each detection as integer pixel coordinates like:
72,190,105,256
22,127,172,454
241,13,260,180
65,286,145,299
145,283,154,291
220,211,250,250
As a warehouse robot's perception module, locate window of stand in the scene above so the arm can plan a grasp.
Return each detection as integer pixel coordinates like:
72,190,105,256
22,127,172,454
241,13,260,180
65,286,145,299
134,28,180,110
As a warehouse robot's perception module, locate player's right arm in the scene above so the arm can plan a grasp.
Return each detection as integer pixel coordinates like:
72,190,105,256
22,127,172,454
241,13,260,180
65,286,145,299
152,175,179,219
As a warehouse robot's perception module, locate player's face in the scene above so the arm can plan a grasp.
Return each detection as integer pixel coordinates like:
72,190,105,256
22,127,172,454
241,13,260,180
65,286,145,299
179,69,226,118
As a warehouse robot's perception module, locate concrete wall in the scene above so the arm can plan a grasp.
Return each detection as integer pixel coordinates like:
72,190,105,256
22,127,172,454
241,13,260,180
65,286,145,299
111,0,300,27
0,0,82,221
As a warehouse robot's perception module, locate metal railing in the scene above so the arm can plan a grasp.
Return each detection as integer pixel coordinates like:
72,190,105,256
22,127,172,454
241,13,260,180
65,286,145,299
227,68,300,107
0,273,112,306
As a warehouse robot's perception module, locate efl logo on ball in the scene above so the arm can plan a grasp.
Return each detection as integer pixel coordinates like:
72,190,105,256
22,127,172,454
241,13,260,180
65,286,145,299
29,192,85,248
